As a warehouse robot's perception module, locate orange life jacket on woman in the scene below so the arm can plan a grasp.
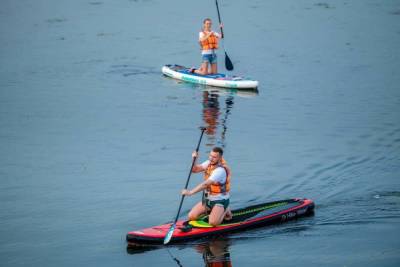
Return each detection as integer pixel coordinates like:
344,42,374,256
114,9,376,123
200,31,219,51
203,158,231,195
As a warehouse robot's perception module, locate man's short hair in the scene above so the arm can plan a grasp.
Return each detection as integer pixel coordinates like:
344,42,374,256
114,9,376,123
212,147,223,156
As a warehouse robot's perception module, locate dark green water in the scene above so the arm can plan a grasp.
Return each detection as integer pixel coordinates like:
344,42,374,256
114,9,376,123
1,0,399,266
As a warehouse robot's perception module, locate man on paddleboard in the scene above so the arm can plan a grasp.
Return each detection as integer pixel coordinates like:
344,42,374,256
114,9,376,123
190,18,223,76
182,147,233,226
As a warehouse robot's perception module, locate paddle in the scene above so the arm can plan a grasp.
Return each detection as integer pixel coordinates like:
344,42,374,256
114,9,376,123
163,127,207,245
215,0,234,71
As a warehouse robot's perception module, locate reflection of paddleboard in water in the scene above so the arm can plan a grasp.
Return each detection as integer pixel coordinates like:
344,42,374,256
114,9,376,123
204,87,259,99
162,64,259,89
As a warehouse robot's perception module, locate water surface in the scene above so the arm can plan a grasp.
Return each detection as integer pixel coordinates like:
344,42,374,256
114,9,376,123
1,0,399,266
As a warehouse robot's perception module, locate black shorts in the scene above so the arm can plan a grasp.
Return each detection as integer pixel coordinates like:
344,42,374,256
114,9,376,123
204,198,230,210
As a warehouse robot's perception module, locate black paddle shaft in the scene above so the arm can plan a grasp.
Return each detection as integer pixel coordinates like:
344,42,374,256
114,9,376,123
172,127,206,223
215,0,224,38
215,0,234,71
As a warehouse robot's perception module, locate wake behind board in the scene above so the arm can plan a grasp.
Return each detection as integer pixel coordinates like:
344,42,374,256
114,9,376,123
162,64,258,89
126,198,314,245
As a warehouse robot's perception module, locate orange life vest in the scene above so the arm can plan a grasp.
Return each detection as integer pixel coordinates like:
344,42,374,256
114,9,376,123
200,31,219,50
204,158,231,195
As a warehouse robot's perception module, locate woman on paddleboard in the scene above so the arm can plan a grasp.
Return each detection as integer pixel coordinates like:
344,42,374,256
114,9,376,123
182,147,233,226
190,18,223,76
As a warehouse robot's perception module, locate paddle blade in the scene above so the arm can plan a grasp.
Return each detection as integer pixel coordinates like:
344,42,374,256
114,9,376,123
163,223,176,245
225,52,234,71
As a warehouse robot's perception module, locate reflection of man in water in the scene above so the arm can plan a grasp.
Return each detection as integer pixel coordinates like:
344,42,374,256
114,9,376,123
195,239,232,267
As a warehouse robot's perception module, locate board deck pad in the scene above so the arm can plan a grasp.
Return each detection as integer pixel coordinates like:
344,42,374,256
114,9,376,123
162,64,259,89
171,64,241,80
189,199,301,228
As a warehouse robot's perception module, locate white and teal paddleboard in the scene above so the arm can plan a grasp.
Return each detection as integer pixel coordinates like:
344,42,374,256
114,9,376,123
162,64,258,89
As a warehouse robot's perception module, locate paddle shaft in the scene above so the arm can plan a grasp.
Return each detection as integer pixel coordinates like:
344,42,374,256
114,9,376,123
215,0,224,38
215,0,234,71
172,127,206,223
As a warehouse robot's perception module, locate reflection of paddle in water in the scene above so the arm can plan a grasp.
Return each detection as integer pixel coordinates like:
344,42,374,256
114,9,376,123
220,96,234,149
202,91,235,148
166,248,184,267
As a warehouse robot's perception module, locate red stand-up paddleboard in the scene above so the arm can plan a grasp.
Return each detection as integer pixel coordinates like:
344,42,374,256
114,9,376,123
126,198,315,245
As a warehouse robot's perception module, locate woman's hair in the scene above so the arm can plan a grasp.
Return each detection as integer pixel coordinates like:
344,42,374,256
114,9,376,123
203,18,212,24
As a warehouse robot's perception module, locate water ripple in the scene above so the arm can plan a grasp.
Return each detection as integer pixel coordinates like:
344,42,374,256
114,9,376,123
107,64,160,77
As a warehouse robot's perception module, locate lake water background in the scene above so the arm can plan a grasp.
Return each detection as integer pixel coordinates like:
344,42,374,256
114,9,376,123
1,0,400,266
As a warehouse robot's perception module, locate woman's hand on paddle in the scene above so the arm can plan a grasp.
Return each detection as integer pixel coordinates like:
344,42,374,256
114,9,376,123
192,151,198,159
219,23,224,38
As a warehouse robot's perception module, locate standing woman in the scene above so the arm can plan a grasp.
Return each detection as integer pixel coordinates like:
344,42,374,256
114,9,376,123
191,18,223,75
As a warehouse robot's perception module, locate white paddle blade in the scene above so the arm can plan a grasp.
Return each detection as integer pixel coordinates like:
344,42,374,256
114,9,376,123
163,224,175,245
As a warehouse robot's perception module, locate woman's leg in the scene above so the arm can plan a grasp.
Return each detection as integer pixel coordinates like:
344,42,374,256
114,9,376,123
210,62,218,74
194,54,211,75
194,61,209,75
